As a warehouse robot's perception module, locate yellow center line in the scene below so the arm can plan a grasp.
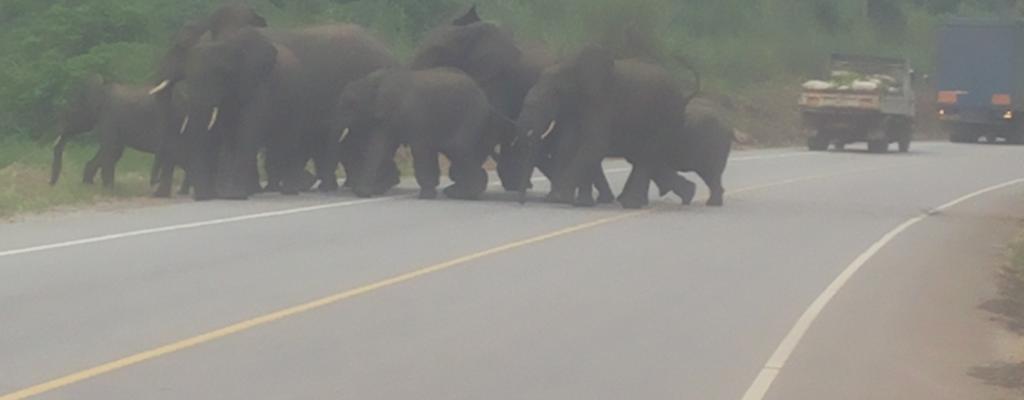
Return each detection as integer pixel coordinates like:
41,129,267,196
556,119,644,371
0,165,892,400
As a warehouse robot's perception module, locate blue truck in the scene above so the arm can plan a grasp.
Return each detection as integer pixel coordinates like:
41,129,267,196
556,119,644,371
936,18,1024,143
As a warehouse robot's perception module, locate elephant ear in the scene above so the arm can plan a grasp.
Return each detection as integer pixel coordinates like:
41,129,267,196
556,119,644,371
83,74,111,108
371,70,406,120
463,23,521,83
232,29,278,98
452,5,481,26
573,45,615,98
207,2,268,39
155,20,209,86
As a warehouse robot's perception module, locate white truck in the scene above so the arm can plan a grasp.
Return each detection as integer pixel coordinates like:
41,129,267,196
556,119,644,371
799,54,916,153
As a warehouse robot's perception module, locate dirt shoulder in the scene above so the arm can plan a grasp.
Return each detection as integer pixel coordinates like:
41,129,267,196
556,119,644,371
765,191,1024,399
971,229,1024,394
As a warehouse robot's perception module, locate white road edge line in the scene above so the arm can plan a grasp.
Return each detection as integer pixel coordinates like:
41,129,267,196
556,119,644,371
0,197,397,258
0,152,801,259
740,177,1024,400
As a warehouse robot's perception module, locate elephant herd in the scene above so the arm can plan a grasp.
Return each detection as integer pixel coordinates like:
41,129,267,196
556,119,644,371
50,4,735,209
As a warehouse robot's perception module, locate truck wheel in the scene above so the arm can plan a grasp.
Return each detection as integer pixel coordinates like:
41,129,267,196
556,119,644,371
1007,133,1024,145
868,140,889,153
807,136,829,151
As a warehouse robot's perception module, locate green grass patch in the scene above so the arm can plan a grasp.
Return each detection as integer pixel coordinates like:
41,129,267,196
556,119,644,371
0,136,154,219
1006,233,1024,323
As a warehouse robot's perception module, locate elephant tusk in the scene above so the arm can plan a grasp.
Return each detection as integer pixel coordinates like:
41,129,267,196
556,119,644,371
207,107,219,131
179,116,190,135
52,135,63,148
338,127,350,143
149,80,171,95
540,120,557,140
526,129,536,138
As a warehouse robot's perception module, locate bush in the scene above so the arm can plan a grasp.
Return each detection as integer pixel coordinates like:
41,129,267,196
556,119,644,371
0,0,1011,139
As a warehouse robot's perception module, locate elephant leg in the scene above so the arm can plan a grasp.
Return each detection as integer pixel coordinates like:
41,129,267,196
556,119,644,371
574,183,596,207
593,166,615,204
178,169,192,196
652,168,697,205
150,154,163,186
99,145,125,188
573,165,601,208
373,159,400,195
153,159,175,198
312,135,339,193
618,164,653,209
412,145,440,199
698,169,725,207
216,137,263,200
444,157,487,200
83,151,103,185
277,158,305,196
262,148,285,193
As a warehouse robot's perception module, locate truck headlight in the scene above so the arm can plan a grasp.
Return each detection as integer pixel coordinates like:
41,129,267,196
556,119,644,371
1004,111,1014,120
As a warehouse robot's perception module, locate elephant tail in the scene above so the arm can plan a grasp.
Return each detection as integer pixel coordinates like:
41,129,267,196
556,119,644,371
49,134,71,185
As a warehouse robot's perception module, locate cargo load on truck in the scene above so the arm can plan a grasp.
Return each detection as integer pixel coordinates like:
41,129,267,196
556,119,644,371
800,54,916,153
802,71,901,94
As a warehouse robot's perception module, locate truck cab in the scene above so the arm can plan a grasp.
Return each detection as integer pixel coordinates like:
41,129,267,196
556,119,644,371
936,18,1024,144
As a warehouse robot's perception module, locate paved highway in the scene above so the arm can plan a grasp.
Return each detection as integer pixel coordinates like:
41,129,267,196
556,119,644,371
1,142,1022,399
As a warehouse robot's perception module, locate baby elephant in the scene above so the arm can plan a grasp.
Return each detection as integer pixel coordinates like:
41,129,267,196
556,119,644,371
658,102,734,206
51,76,167,188
333,67,493,200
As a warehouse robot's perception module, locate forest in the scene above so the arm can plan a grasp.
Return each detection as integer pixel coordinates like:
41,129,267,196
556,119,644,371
0,0,1019,138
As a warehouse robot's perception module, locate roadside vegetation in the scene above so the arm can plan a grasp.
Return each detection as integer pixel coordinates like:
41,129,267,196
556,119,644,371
997,233,1024,335
0,136,155,219
0,0,1019,216
970,233,1024,393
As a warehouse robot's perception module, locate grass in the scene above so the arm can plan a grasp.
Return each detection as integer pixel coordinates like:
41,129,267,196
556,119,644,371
0,135,431,220
0,136,155,219
969,232,1024,393
1002,233,1024,334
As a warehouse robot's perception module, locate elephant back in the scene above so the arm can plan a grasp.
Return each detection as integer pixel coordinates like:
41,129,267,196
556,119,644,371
278,25,399,105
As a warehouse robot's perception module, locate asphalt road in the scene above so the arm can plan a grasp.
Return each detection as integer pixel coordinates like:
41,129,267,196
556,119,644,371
1,142,1023,399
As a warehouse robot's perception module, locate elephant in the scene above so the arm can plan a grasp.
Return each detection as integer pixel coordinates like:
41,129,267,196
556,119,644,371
510,118,616,207
410,6,561,192
658,101,735,206
50,75,188,194
150,6,399,200
332,67,493,200
510,45,702,209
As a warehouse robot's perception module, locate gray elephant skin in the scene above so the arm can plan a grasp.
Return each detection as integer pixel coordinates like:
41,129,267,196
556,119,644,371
151,5,398,201
512,46,706,209
661,102,735,206
51,76,188,194
333,67,493,200
410,7,557,192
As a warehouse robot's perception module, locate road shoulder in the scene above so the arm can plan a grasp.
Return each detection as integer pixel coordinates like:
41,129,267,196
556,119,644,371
766,186,1024,399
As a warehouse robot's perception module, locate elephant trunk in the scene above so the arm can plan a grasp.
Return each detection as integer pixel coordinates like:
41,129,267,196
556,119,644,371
49,134,70,185
515,120,557,203
353,131,396,198
515,131,537,204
